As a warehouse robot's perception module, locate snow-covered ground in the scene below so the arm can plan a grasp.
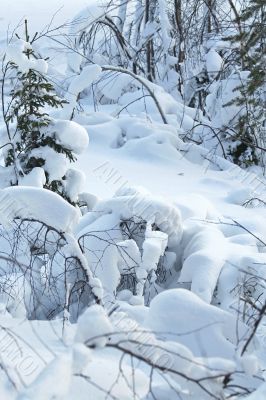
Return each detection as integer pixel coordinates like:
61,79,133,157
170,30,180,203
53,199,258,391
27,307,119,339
0,1,266,399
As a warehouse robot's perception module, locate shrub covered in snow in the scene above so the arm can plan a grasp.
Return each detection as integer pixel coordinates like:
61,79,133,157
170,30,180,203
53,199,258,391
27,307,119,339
1,39,89,204
77,186,183,305
0,187,99,320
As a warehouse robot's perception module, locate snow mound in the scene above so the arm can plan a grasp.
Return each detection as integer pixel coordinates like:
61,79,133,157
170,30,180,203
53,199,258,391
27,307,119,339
75,305,113,347
1,186,80,232
145,288,252,358
51,119,89,154
179,225,227,303
18,353,72,400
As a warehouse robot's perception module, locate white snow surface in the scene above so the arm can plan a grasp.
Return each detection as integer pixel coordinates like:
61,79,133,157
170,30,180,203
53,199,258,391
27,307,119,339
1,186,80,232
51,119,89,154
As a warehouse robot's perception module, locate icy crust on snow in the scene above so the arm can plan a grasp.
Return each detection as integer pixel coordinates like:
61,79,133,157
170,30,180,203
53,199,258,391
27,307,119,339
5,39,48,74
1,186,80,232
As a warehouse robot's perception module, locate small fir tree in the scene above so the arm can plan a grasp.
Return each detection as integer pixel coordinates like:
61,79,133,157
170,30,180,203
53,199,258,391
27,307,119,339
5,23,78,202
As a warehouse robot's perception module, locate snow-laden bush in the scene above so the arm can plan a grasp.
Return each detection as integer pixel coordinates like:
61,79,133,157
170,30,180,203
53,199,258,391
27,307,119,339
18,288,261,400
0,187,100,320
1,39,89,204
204,70,261,167
77,186,182,305
175,211,266,318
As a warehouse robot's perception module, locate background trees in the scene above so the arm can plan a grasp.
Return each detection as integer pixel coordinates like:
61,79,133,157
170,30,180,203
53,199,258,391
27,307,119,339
68,0,265,169
224,0,266,167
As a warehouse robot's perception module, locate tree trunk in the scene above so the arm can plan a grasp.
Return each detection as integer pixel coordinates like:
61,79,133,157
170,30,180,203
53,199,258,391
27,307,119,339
145,0,156,81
